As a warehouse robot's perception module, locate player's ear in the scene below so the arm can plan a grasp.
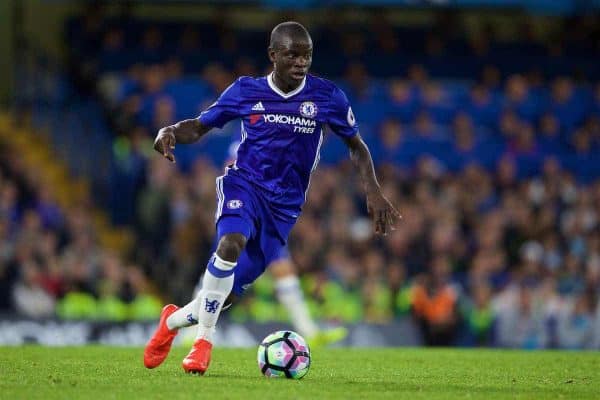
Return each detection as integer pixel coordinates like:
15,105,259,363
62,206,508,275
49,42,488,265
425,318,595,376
268,47,276,64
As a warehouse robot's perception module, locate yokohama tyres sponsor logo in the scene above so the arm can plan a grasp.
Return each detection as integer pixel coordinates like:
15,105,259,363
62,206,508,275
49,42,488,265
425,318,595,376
262,114,316,127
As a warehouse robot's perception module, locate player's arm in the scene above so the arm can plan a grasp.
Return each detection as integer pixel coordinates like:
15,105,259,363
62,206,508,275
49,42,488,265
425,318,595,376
343,134,401,235
154,78,243,163
153,119,211,163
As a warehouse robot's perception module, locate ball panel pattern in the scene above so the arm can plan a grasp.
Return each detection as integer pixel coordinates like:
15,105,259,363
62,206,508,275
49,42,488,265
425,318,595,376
257,330,311,379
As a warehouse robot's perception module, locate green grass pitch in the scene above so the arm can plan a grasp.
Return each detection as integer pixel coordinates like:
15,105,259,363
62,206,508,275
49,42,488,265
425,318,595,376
1,346,598,399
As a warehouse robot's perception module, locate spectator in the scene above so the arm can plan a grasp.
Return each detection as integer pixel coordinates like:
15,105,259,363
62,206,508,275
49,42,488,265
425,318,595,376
464,283,495,346
495,284,548,349
12,259,56,318
556,291,595,349
411,255,460,346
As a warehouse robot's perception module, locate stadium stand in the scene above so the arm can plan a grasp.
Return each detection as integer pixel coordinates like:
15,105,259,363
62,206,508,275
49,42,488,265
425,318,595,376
0,112,162,321
2,6,599,348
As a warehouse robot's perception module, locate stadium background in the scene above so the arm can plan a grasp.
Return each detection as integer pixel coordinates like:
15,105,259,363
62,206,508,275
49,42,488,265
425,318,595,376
0,0,599,348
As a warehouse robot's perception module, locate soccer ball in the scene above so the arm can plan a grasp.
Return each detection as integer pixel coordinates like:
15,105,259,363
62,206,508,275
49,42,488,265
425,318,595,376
257,330,311,379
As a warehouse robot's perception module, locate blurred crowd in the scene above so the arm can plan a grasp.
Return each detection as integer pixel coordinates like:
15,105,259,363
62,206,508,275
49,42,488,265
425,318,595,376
4,7,600,349
122,149,600,349
0,141,162,321
92,18,599,349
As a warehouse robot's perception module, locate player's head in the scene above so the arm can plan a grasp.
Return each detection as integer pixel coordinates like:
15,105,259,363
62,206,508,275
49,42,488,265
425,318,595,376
268,21,312,87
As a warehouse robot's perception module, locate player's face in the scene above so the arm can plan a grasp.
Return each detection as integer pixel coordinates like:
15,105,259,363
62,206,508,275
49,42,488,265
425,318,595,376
270,37,313,87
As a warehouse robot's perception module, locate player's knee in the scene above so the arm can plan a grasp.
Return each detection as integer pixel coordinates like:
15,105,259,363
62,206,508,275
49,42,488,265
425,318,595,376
216,234,247,262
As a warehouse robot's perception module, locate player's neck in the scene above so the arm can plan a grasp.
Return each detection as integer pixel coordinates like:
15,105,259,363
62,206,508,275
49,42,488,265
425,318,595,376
271,72,302,94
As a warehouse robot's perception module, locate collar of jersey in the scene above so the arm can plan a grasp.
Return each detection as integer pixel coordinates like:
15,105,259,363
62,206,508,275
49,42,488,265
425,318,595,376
267,72,306,99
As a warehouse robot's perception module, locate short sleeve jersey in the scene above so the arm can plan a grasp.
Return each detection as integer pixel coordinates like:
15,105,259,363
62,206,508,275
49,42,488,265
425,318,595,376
198,73,358,216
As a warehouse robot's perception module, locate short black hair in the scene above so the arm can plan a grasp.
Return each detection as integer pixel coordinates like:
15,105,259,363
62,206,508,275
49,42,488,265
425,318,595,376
269,21,311,50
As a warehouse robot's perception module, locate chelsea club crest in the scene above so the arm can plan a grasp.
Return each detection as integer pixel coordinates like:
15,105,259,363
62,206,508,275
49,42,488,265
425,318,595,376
299,101,318,118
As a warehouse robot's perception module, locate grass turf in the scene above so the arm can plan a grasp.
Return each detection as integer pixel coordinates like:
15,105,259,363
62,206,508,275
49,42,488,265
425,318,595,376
0,346,598,399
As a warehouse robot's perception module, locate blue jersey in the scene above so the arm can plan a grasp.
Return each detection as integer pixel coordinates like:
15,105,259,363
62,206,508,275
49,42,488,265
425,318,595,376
198,73,358,217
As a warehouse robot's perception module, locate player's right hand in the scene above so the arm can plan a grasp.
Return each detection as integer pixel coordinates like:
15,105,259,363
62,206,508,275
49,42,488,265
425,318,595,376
154,128,176,163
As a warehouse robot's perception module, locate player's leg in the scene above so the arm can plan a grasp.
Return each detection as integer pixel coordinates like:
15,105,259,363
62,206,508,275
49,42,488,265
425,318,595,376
143,233,246,370
180,172,257,374
167,238,239,333
270,254,319,339
144,174,254,372
193,233,246,341
178,239,264,347
181,228,248,374
270,253,348,347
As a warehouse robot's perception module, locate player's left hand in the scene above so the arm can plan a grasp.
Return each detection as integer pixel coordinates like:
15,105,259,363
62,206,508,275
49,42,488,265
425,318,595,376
366,191,401,236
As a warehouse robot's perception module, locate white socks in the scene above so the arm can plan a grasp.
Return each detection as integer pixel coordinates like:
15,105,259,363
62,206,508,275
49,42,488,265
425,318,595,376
166,253,236,341
194,254,235,342
275,275,319,338
166,297,200,330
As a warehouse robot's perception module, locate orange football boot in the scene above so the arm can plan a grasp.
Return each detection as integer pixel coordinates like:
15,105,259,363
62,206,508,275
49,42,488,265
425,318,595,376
182,339,213,375
143,304,179,369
